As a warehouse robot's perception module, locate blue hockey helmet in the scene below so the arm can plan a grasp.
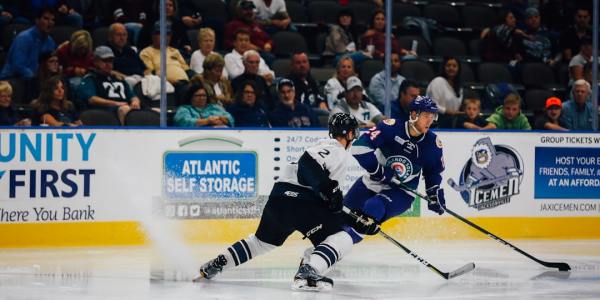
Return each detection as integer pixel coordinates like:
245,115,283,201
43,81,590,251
410,95,438,114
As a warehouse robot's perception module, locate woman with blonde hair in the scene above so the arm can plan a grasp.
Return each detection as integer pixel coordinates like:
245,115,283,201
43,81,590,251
30,76,81,126
190,53,234,106
56,30,93,78
190,28,228,78
324,55,357,109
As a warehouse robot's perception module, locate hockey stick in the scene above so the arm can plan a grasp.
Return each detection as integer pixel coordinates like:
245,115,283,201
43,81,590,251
391,178,571,272
343,207,475,280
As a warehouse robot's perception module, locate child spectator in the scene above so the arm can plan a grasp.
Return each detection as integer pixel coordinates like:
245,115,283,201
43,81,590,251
534,97,568,131
484,93,531,130
0,81,31,126
455,98,489,130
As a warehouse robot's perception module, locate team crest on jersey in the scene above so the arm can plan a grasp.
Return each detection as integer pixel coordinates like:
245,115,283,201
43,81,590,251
435,136,443,148
386,156,413,181
447,137,523,211
383,119,396,126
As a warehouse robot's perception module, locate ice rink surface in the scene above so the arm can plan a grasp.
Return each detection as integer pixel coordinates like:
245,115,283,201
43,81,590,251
1,239,599,300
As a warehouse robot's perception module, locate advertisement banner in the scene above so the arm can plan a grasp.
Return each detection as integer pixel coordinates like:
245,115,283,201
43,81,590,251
1,129,600,226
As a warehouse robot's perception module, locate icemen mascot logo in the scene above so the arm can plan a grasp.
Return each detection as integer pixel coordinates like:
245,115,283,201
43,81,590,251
448,137,523,210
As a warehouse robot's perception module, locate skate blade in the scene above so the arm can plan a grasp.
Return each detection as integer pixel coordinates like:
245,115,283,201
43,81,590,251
191,272,206,282
291,279,332,292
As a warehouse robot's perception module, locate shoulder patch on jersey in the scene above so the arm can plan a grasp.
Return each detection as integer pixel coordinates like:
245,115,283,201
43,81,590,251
436,136,443,148
383,119,396,126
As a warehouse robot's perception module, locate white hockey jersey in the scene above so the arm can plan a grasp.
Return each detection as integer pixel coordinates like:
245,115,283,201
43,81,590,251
278,138,350,189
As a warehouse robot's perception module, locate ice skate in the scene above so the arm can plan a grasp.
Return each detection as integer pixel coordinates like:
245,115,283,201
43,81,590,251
192,254,227,281
291,264,333,291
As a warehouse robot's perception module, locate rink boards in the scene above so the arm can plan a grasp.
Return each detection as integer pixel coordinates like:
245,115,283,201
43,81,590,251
0,127,599,247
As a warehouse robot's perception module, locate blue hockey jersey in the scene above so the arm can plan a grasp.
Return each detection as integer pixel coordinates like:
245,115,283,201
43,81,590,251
351,119,445,191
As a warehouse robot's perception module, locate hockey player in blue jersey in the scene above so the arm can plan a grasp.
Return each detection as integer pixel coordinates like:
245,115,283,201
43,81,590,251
344,95,446,242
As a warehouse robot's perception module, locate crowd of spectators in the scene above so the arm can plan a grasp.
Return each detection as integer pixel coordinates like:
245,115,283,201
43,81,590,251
0,0,597,130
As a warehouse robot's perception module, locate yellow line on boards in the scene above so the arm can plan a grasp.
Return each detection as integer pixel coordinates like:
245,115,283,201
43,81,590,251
1,217,599,248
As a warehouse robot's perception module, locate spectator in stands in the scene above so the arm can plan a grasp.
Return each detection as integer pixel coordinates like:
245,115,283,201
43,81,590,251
55,29,93,95
455,98,489,130
559,7,592,62
224,0,274,65
324,55,357,109
140,21,191,104
139,0,191,54
480,10,524,63
287,52,327,111
225,29,274,81
231,50,274,111
534,96,568,131
517,7,559,65
426,57,464,128
484,92,531,130
583,62,600,104
15,1,82,28
106,22,146,89
360,9,407,60
331,76,383,128
80,46,141,125
110,0,148,46
189,53,234,106
30,52,62,103
560,79,594,131
568,37,594,86
174,84,234,127
0,3,15,29
178,0,224,39
30,76,81,126
323,8,368,67
0,8,56,80
391,79,419,122
0,81,31,126
368,52,404,110
190,28,227,78
269,78,318,127
251,0,293,34
227,80,270,127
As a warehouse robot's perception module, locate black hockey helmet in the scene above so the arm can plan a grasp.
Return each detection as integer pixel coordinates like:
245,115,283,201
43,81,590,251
328,113,359,139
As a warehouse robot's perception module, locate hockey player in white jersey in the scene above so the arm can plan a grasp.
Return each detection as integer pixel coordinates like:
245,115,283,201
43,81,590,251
193,113,380,291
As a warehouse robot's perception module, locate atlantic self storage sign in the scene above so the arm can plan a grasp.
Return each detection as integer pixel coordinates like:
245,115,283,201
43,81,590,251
163,151,258,200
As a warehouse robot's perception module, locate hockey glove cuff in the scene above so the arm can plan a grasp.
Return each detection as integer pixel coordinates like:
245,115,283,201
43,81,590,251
426,186,446,215
318,180,344,213
344,209,381,235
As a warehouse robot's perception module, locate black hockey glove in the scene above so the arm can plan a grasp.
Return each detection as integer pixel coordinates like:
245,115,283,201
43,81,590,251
344,209,381,235
318,180,343,213
426,186,446,215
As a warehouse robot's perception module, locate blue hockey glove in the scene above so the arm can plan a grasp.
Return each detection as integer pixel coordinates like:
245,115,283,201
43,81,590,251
343,209,381,235
369,165,396,184
426,186,446,215
318,180,343,213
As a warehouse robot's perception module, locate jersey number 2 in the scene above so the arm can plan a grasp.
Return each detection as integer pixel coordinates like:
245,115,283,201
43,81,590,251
317,149,330,158
102,82,126,99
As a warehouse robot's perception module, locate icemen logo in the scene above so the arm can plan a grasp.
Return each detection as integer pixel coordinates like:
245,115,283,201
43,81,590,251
448,137,523,210
386,156,413,181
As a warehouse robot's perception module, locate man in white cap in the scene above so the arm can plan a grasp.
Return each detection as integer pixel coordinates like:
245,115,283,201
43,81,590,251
79,46,141,125
330,76,385,128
